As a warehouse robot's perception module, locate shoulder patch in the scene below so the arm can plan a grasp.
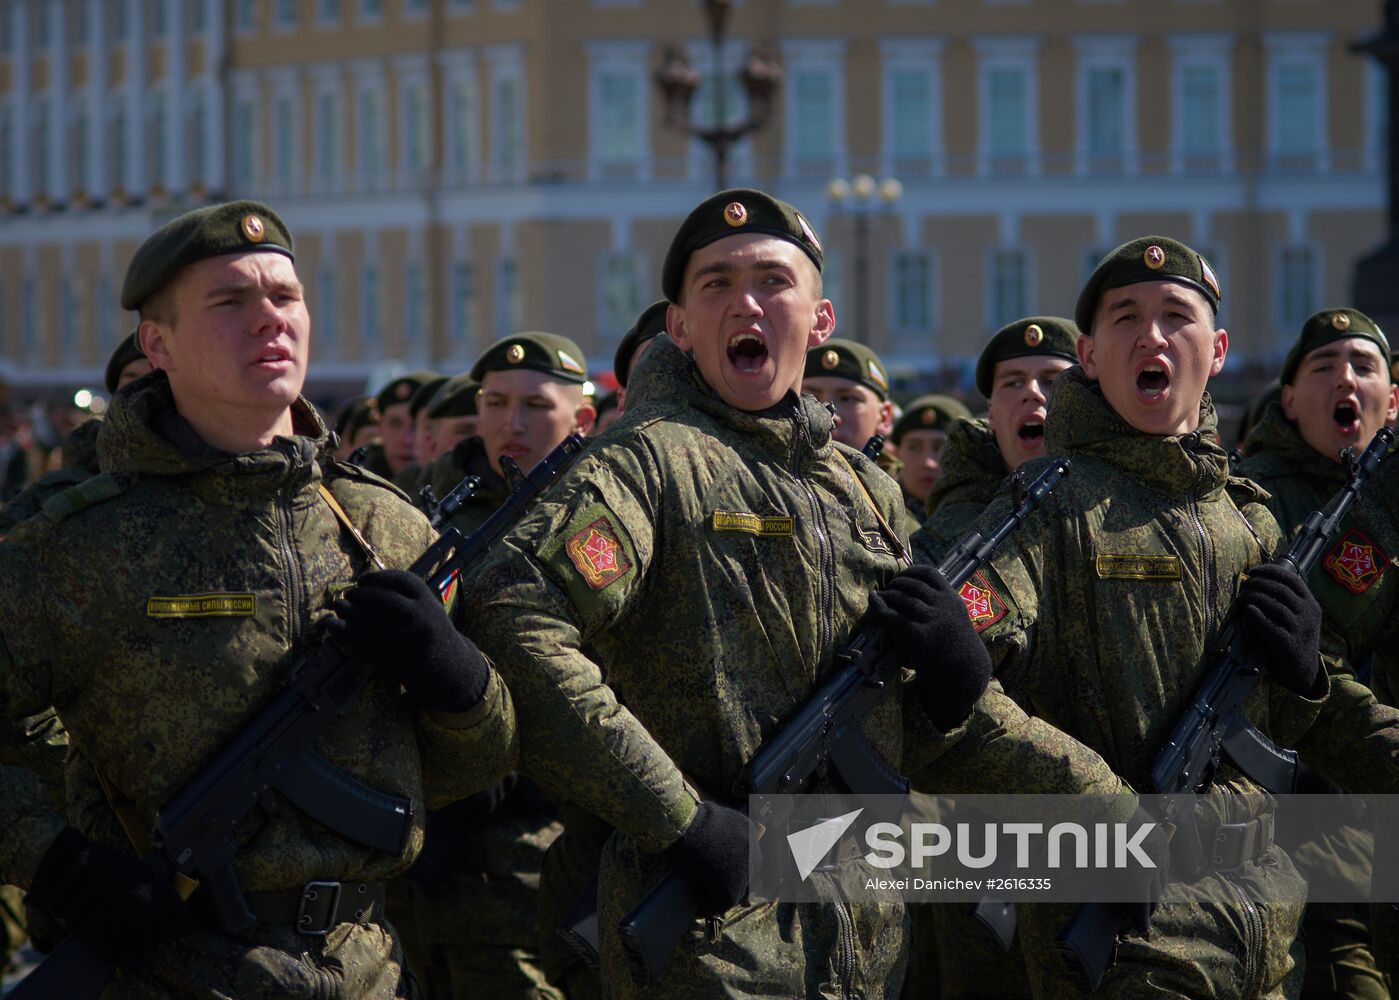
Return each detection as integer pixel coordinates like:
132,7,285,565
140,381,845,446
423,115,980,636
1322,527,1389,595
565,517,634,590
38,473,129,524
959,571,1007,633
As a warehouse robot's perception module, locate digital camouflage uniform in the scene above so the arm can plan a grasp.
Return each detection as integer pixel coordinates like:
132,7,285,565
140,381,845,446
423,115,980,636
901,414,1031,1000
912,368,1339,999
463,337,1130,1000
389,433,564,1000
0,373,518,999
1237,401,1391,999
0,416,103,535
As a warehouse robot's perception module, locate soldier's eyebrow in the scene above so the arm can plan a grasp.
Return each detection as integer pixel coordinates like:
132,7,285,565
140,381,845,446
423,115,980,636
691,261,737,283
204,280,255,299
1103,295,1137,313
995,364,1032,385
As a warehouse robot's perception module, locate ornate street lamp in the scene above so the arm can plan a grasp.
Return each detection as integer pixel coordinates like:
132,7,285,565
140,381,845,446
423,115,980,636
827,175,903,342
1352,1,1399,335
654,0,782,191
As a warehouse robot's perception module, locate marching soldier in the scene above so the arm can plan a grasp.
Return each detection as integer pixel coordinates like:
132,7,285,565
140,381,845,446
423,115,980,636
803,338,898,473
0,201,517,998
613,301,668,413
361,371,438,480
888,394,971,525
422,374,481,461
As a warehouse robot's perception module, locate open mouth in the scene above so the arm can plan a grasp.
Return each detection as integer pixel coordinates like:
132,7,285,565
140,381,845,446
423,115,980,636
1017,419,1045,444
254,348,292,366
1137,364,1170,398
1333,401,1359,434
727,333,769,374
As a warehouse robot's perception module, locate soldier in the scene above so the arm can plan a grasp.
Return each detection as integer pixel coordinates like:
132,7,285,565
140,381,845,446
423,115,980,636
913,238,1399,997
333,397,380,462
400,333,592,1000
0,201,517,998
106,329,154,393
1238,308,1397,998
613,300,668,412
362,371,438,480
888,394,972,524
802,338,897,467
462,189,1131,999
422,374,480,459
919,317,1077,552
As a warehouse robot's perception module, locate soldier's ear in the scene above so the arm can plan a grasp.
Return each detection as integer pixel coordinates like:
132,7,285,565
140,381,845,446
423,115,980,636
1209,328,1229,378
808,299,836,348
1075,334,1097,379
1281,383,1299,421
1387,383,1398,425
139,319,175,373
574,403,597,436
667,303,692,353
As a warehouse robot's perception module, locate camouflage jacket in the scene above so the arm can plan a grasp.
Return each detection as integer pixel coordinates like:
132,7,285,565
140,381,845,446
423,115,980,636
0,417,103,535
0,374,516,891
425,436,510,538
919,416,1010,554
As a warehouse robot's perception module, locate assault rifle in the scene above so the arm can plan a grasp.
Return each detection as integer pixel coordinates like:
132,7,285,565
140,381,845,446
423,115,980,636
615,458,1072,988
862,434,886,461
15,434,588,1000
1056,426,1394,992
421,473,483,531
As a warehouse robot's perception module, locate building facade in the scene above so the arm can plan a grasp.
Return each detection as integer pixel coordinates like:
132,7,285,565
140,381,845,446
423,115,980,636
0,0,1386,397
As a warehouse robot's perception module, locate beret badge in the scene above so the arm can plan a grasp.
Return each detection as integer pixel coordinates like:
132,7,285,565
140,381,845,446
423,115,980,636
920,409,936,426
395,382,412,400
506,343,526,363
1332,312,1352,332
1143,245,1166,270
1024,323,1044,347
724,202,748,227
241,214,266,243
821,350,840,370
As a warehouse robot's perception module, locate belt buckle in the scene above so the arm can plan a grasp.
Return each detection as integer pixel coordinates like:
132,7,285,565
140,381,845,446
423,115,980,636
1211,822,1250,873
297,880,342,936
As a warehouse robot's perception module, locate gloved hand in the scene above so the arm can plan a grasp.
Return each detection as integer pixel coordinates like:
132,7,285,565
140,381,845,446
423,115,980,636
664,802,756,918
1236,561,1322,696
862,564,993,730
1108,807,1171,939
328,569,491,712
27,826,184,965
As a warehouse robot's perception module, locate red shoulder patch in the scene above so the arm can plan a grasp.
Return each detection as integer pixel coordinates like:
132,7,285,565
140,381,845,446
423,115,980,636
959,572,1007,633
1321,528,1389,595
565,517,633,591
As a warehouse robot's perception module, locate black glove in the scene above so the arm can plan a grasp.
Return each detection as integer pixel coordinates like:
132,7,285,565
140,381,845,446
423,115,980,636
862,564,993,730
1236,561,1322,696
1107,807,1171,939
328,569,490,712
27,826,184,966
664,802,756,918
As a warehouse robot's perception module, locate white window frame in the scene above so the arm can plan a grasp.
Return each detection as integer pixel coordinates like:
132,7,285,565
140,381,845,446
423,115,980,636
268,68,302,197
317,261,339,359
357,0,384,24
781,38,847,181
975,36,1040,177
596,251,645,345
230,73,260,194
879,38,945,179
316,0,341,27
310,65,346,193
485,45,526,185
272,0,298,32
396,56,433,190
889,249,936,342
439,50,481,187
586,40,651,182
352,60,388,193
1264,31,1330,174
1073,34,1138,175
986,246,1035,332
496,256,521,338
1274,243,1321,336
1168,33,1233,175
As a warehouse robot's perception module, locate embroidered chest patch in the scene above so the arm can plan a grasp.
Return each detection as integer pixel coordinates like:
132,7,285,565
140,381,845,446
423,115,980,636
1094,553,1182,581
565,517,633,590
959,572,1007,633
1322,528,1389,595
711,510,795,537
147,593,256,618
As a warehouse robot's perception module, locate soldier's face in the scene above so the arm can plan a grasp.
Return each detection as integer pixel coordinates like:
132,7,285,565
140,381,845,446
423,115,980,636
896,428,948,503
117,357,153,389
413,410,437,466
433,415,478,456
379,402,415,473
478,369,595,480
1282,339,1397,463
987,356,1072,470
669,235,835,412
1081,280,1226,436
803,377,893,450
143,251,309,428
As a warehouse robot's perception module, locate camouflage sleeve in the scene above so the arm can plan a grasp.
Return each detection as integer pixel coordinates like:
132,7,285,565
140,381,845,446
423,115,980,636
461,445,698,853
1296,665,1399,794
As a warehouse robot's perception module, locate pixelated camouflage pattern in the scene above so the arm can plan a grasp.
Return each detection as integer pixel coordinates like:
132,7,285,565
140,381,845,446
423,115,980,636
425,436,508,534
1238,403,1390,997
463,337,1127,998
919,417,1010,554
358,442,394,480
914,367,1335,997
0,417,103,535
0,373,517,997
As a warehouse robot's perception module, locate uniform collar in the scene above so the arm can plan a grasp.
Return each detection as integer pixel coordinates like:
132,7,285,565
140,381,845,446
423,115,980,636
926,416,1008,512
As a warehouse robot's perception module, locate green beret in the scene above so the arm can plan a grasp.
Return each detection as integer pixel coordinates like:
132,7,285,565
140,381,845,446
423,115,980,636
614,300,669,388
375,371,439,413
120,200,294,311
891,394,973,444
469,332,588,384
408,375,449,419
104,329,146,394
975,316,1080,398
334,397,378,442
662,188,823,303
803,339,891,400
1280,308,1391,386
425,375,481,419
1075,236,1221,335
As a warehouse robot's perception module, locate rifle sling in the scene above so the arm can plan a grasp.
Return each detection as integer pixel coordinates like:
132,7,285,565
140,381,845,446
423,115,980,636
90,761,199,900
318,484,385,571
834,451,911,567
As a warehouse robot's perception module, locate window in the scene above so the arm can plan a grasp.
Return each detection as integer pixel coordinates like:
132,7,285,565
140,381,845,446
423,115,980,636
232,95,258,191
274,0,297,29
149,0,165,35
32,103,50,198
496,257,520,337
598,253,643,343
191,0,206,32
1084,68,1125,163
989,249,1030,330
97,274,112,350
1275,65,1319,158
315,90,341,188
358,87,385,190
359,0,383,21
591,66,644,177
488,54,524,185
891,251,933,335
1277,245,1316,331
235,0,254,33
72,108,91,194
402,79,430,182
445,72,479,185
22,276,36,356
0,107,11,200
273,93,295,192
318,0,341,22
1180,64,1222,164
1075,37,1136,174
782,40,845,180
1368,62,1388,171
887,68,936,175
110,105,128,192
362,263,381,356
1266,34,1327,173
450,260,476,343
791,71,834,175
111,0,132,41
0,1,9,54
187,90,207,187
404,0,428,13
149,97,167,191
986,67,1029,172
405,261,424,351
36,2,49,47
59,278,76,357
318,264,338,357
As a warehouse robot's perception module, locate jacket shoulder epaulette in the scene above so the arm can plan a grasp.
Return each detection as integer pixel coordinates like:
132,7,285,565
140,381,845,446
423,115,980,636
37,473,131,525
322,459,414,505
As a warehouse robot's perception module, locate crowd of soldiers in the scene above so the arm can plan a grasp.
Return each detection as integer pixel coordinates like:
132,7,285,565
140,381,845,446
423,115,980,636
0,186,1395,1000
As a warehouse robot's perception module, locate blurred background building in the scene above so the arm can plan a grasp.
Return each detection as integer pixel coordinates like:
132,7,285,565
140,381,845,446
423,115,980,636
0,0,1387,400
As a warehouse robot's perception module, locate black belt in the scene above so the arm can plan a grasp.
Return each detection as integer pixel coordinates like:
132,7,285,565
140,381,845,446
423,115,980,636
1175,814,1274,879
232,880,386,936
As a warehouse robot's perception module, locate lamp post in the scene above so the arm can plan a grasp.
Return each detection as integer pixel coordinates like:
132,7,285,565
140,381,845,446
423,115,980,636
654,0,782,191
1352,1,1399,332
827,174,903,342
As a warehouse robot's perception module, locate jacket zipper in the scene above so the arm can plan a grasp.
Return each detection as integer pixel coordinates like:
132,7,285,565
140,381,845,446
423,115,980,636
277,488,304,652
793,406,834,659
1227,875,1263,996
